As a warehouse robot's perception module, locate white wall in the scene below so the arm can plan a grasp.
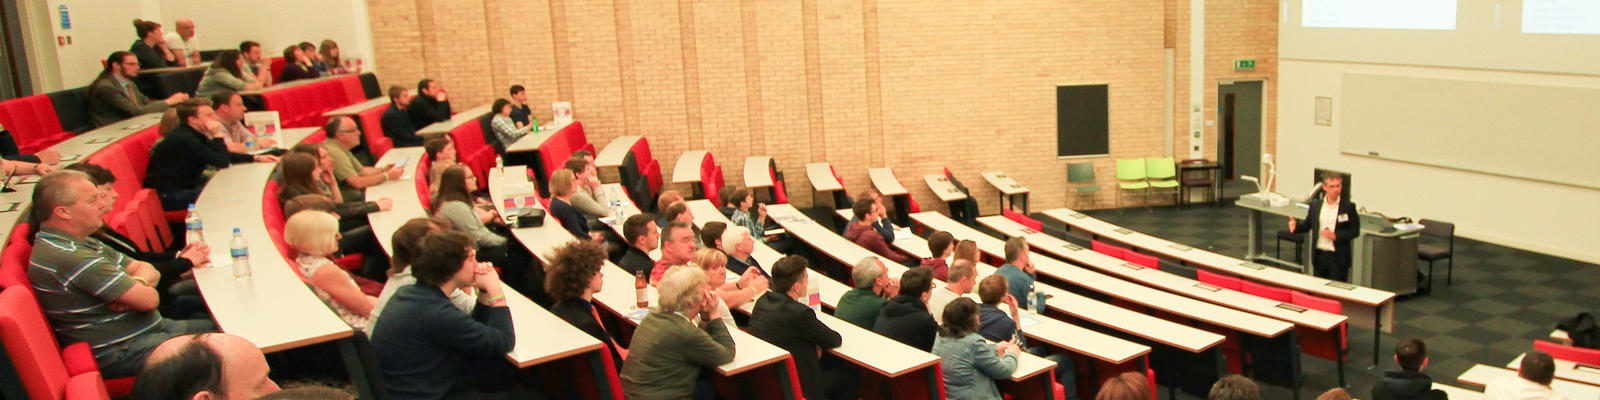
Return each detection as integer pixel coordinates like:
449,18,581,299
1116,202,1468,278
20,0,374,93
1276,59,1600,264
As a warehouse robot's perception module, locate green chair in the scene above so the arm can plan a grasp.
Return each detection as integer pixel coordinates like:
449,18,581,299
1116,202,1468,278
1066,162,1100,209
1114,158,1149,208
1145,157,1179,205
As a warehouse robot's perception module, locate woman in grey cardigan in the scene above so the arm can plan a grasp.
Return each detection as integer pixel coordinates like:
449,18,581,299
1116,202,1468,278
195,50,262,99
932,298,1020,400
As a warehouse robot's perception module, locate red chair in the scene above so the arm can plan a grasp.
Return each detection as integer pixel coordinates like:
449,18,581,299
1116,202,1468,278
131,190,174,250
264,180,286,233
1091,240,1127,260
268,57,287,82
357,104,392,157
0,241,30,289
339,76,366,104
86,150,141,212
1534,340,1600,365
1196,269,1243,291
1291,291,1348,374
103,210,146,253
1240,279,1293,303
1003,208,1043,232
1124,251,1161,270
631,137,663,195
0,287,116,400
0,94,74,153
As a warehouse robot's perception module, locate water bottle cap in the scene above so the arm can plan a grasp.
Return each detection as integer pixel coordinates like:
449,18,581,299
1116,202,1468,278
233,228,241,233
188,204,197,210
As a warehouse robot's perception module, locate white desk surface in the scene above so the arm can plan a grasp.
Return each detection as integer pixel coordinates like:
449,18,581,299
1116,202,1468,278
743,157,775,189
594,135,641,169
1508,353,1600,386
924,175,967,202
805,163,843,192
0,114,163,242
321,98,387,118
1458,364,1600,399
673,150,708,184
1432,383,1483,400
364,148,428,256
981,171,1028,195
416,104,492,136
867,168,908,197
193,163,353,353
504,120,574,153
976,216,1346,333
1040,208,1396,308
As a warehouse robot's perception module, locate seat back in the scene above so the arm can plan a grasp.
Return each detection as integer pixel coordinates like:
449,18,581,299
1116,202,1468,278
0,286,74,400
1067,162,1096,183
1196,269,1243,291
0,237,30,289
1124,251,1161,270
356,104,392,158
338,76,366,104
1291,290,1347,361
0,94,70,153
1240,279,1293,302
1091,240,1127,260
1002,209,1043,231
47,87,93,134
1533,340,1600,365
1115,158,1147,181
264,180,286,233
1145,157,1176,180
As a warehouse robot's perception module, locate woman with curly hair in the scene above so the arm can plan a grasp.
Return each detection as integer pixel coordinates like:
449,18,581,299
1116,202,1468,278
546,240,625,367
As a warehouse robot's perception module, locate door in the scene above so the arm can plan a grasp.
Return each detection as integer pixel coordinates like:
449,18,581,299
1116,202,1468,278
1217,81,1262,180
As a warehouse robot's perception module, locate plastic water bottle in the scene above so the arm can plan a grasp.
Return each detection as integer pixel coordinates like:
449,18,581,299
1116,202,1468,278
243,129,256,150
230,228,251,279
495,156,504,173
611,199,623,223
184,205,203,244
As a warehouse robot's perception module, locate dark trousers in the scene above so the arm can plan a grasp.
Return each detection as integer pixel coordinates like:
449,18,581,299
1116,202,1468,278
158,188,203,211
1313,250,1348,282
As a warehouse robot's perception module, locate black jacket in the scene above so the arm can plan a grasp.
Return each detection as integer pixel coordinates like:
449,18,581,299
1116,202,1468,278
618,247,655,277
549,198,589,239
381,104,425,147
1370,370,1447,400
746,291,841,400
1291,199,1361,270
726,254,766,278
369,284,513,400
406,96,452,131
550,298,624,368
872,294,938,351
144,123,253,195
93,228,191,290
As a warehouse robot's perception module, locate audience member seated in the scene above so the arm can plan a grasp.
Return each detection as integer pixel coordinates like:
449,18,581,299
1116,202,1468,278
1210,375,1262,400
284,211,379,329
210,91,277,154
922,231,955,281
852,189,896,241
300,42,327,74
933,298,1019,400
930,260,976,324
650,220,697,282
0,123,62,164
846,200,915,266
239,41,273,86
620,266,736,399
747,255,841,399
488,99,533,151
699,222,727,255
546,240,627,366
160,18,198,66
565,157,609,222
659,201,703,250
369,230,519,400
319,40,347,74
145,99,274,211
835,257,897,329
383,86,426,147
369,216,472,338
694,248,767,319
1484,350,1566,400
130,19,177,68
726,187,769,244
322,116,403,201
955,239,980,266
717,186,739,217
655,189,683,215
130,333,281,400
617,213,660,276
548,169,599,240
88,51,188,127
423,136,457,195
276,45,320,83
407,79,452,130
1095,372,1153,400
278,153,390,220
508,85,534,127
1320,388,1355,400
196,51,264,100
1371,337,1448,400
433,165,516,264
721,226,766,277
873,266,937,351
976,275,1021,343
27,171,218,378
1,157,56,177
993,237,1038,309
67,162,207,317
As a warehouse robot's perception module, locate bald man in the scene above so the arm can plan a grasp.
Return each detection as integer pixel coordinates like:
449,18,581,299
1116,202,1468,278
163,18,199,66
131,333,280,400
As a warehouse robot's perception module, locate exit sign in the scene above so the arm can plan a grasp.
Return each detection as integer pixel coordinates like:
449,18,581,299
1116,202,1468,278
1234,59,1257,70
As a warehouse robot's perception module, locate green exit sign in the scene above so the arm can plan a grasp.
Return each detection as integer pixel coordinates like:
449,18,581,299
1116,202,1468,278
1234,59,1257,70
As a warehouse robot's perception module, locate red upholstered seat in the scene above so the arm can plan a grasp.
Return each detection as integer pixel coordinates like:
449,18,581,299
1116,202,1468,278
1091,240,1127,260
339,76,366,104
131,190,173,250
450,120,493,184
264,180,285,233
1291,291,1348,364
0,286,116,400
631,137,662,194
0,240,30,289
268,57,286,82
357,104,392,157
1003,209,1043,232
1240,280,1293,302
1196,269,1243,291
1123,251,1161,270
0,94,74,153
1534,339,1600,365
767,165,788,204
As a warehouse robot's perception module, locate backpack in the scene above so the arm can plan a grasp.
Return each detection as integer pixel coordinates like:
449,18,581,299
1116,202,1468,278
1556,312,1598,349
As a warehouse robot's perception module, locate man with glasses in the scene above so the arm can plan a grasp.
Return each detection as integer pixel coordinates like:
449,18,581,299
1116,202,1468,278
88,51,188,127
320,116,403,202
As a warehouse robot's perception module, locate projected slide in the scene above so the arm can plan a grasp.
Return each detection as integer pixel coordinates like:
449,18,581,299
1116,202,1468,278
1523,0,1600,34
1303,0,1458,30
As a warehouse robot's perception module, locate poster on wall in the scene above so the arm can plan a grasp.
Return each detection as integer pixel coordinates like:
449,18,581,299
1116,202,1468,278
1315,96,1333,126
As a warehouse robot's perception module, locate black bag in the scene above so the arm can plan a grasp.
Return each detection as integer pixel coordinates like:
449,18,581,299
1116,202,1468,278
1556,312,1598,349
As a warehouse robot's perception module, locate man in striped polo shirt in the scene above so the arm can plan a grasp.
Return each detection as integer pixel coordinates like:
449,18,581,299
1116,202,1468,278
26,170,216,378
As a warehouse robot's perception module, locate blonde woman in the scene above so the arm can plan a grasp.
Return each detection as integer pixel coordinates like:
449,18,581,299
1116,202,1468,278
284,211,378,329
690,249,767,321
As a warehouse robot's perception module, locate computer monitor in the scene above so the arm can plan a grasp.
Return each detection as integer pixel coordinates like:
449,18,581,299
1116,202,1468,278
1312,168,1351,203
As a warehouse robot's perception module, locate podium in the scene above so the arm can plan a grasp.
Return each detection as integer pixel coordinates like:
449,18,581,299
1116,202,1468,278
1236,195,1422,294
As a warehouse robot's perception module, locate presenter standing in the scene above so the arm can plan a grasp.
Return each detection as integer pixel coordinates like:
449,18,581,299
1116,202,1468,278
1287,172,1360,282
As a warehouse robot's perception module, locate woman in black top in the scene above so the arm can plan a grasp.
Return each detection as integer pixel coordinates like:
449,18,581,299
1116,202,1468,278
130,19,176,68
278,45,321,83
278,152,390,220
547,169,595,240
545,240,626,368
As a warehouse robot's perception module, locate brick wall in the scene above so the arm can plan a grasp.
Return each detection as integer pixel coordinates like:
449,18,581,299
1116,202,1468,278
366,0,1277,212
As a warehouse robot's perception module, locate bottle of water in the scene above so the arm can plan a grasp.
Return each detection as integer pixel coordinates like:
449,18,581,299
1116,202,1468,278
244,129,256,151
184,204,204,244
495,156,504,173
611,199,623,223
230,228,251,279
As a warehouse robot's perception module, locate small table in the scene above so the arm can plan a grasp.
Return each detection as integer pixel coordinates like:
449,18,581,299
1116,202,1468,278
981,171,1029,214
804,163,847,209
868,168,911,226
1178,160,1221,208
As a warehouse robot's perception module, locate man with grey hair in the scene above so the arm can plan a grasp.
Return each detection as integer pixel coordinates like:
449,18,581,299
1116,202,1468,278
27,171,216,378
721,225,767,277
833,257,899,329
621,266,736,399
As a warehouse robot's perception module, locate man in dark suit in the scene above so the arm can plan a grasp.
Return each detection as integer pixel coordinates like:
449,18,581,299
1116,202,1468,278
87,51,188,127
745,256,841,400
380,85,425,147
407,79,452,130
1288,172,1360,282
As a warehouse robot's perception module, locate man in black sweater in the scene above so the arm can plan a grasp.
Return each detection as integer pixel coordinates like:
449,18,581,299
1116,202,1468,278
746,256,842,400
406,78,452,131
873,266,938,351
144,99,275,211
381,85,426,147
1371,337,1448,400
617,213,659,276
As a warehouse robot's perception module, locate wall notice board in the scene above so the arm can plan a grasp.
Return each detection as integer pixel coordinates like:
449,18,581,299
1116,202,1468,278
1057,84,1110,158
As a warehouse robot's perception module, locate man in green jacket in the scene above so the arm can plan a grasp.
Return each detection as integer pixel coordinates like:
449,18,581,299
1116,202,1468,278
621,266,737,399
834,257,900,329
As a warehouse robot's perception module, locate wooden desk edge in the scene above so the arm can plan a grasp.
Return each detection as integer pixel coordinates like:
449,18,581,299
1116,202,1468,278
511,341,605,368
258,330,355,354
